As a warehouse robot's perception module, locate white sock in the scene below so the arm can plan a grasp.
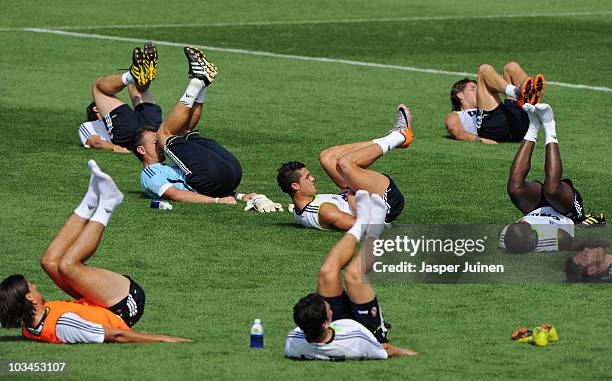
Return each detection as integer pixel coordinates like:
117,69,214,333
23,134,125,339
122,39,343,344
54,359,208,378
122,72,135,85
372,132,405,154
505,84,517,99
88,160,124,227
521,103,540,143
195,86,208,104
543,121,558,145
347,191,371,241
535,104,558,145
74,173,99,220
366,194,388,238
179,78,205,108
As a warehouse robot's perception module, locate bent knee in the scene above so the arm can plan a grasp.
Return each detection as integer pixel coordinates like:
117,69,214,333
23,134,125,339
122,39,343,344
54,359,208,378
319,262,340,283
344,264,363,286
40,255,60,275
319,148,337,167
335,156,355,174
543,182,561,198
478,64,495,76
57,258,77,279
503,61,520,73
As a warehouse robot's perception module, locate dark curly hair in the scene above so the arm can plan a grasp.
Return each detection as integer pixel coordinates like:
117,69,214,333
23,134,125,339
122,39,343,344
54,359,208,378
0,275,35,328
293,293,327,342
277,161,306,196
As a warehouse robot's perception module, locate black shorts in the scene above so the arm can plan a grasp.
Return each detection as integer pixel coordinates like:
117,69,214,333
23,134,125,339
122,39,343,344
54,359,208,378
534,178,585,222
382,175,405,223
477,100,529,142
321,291,351,321
107,277,146,328
164,130,242,197
103,103,162,148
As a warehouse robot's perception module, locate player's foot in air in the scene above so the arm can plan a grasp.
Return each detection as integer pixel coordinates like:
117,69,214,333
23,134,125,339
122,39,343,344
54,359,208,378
516,76,534,107
130,47,150,87
184,46,218,86
534,103,555,125
143,41,158,82
389,104,413,149
531,74,546,104
88,160,124,210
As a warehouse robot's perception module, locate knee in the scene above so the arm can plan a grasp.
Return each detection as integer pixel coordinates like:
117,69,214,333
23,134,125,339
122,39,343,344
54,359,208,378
318,262,340,286
92,77,105,90
335,156,354,175
57,257,76,280
507,181,521,198
319,148,337,168
543,181,560,198
344,264,363,287
503,61,521,75
478,64,495,76
40,254,60,276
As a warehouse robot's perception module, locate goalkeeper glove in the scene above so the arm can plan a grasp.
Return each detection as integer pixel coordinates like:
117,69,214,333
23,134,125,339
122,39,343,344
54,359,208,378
244,195,284,213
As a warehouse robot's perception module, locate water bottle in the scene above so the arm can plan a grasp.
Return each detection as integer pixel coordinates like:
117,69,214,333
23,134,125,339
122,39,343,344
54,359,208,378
250,319,264,349
150,200,173,210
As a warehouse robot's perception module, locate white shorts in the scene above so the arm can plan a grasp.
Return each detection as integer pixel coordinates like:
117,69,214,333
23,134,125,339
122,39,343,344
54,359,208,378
78,120,111,148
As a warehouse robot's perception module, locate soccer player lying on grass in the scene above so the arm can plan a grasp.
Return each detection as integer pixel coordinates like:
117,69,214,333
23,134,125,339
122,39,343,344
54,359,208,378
0,161,189,343
285,191,416,360
276,104,412,230
79,41,162,153
565,241,612,282
131,46,282,212
446,61,545,144
500,103,605,253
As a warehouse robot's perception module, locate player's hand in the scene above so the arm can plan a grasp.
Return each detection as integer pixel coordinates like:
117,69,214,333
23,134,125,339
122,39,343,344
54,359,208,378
217,196,237,205
240,192,258,202
244,194,284,213
481,138,498,145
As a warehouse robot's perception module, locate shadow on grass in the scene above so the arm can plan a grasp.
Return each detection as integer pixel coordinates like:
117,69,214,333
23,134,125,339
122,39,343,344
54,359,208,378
0,335,26,342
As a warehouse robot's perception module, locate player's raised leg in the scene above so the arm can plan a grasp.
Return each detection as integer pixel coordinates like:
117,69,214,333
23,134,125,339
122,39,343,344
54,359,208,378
335,105,412,196
479,62,533,109
57,161,129,308
158,47,217,144
320,142,373,188
535,104,575,214
343,193,416,355
506,105,543,214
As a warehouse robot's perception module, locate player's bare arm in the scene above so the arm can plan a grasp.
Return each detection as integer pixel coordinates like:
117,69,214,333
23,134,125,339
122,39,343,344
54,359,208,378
319,203,356,231
382,343,418,357
85,136,131,153
163,186,237,204
104,328,191,343
445,112,497,144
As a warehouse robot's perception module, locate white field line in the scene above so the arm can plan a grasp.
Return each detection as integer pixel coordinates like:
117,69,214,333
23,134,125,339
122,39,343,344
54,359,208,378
2,10,612,31
20,28,612,93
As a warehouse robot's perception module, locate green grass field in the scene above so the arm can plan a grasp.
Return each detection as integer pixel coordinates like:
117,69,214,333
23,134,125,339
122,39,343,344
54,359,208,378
1,1,611,379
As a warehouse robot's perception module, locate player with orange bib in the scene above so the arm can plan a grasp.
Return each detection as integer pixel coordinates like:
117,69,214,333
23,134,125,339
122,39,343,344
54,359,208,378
0,160,189,344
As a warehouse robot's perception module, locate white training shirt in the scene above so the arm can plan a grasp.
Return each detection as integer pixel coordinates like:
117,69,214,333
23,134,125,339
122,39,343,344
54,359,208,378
499,206,575,252
55,312,105,343
284,319,388,361
456,108,479,135
78,120,112,148
293,193,354,230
